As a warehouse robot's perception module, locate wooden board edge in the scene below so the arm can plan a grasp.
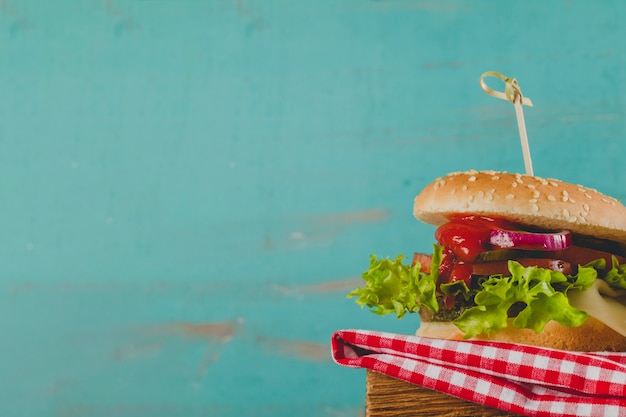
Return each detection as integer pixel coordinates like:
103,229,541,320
365,370,525,417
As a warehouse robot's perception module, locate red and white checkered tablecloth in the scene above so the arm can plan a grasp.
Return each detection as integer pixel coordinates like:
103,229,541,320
331,329,626,417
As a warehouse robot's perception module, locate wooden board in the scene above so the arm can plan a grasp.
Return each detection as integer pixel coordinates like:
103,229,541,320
366,370,524,417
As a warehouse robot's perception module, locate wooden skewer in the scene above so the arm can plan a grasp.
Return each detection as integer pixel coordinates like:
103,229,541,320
513,95,533,176
479,71,534,176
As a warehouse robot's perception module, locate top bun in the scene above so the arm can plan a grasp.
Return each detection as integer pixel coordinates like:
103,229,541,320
414,170,626,244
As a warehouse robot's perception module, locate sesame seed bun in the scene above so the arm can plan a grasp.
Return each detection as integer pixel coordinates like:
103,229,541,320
412,170,626,351
414,170,626,244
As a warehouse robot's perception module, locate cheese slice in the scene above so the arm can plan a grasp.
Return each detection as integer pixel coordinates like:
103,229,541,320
569,280,626,337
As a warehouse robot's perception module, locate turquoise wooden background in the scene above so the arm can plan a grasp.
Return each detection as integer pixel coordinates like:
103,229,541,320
1,1,625,416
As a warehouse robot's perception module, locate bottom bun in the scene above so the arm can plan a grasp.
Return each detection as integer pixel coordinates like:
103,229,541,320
416,317,626,351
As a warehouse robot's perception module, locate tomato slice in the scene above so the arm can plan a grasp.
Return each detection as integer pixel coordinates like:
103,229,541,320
412,244,623,287
412,249,455,282
412,253,432,273
471,258,573,277
553,246,626,268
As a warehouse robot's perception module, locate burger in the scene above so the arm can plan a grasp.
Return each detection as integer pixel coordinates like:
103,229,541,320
348,170,626,351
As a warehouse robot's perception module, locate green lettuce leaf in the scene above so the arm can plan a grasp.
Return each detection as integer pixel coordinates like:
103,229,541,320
347,245,442,318
513,292,587,333
454,261,595,338
603,255,626,290
440,279,470,299
349,244,625,338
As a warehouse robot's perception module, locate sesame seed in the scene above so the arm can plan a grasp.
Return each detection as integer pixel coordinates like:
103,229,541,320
512,182,518,188
562,190,569,196
548,195,556,201
532,204,539,212
462,185,468,191
506,194,515,199
569,216,577,222
562,196,569,202
533,190,540,198
585,193,592,199
563,208,570,217
450,188,456,195
468,176,476,182
549,181,559,187
527,184,536,190
491,176,500,180
468,195,474,202
529,199,537,203
583,203,590,211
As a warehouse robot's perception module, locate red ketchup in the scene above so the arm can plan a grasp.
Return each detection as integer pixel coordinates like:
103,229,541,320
434,215,516,289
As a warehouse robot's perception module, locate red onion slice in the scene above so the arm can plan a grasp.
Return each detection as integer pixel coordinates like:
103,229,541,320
489,229,571,251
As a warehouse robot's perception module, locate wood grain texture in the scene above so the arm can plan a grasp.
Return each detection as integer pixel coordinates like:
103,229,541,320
366,371,523,417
